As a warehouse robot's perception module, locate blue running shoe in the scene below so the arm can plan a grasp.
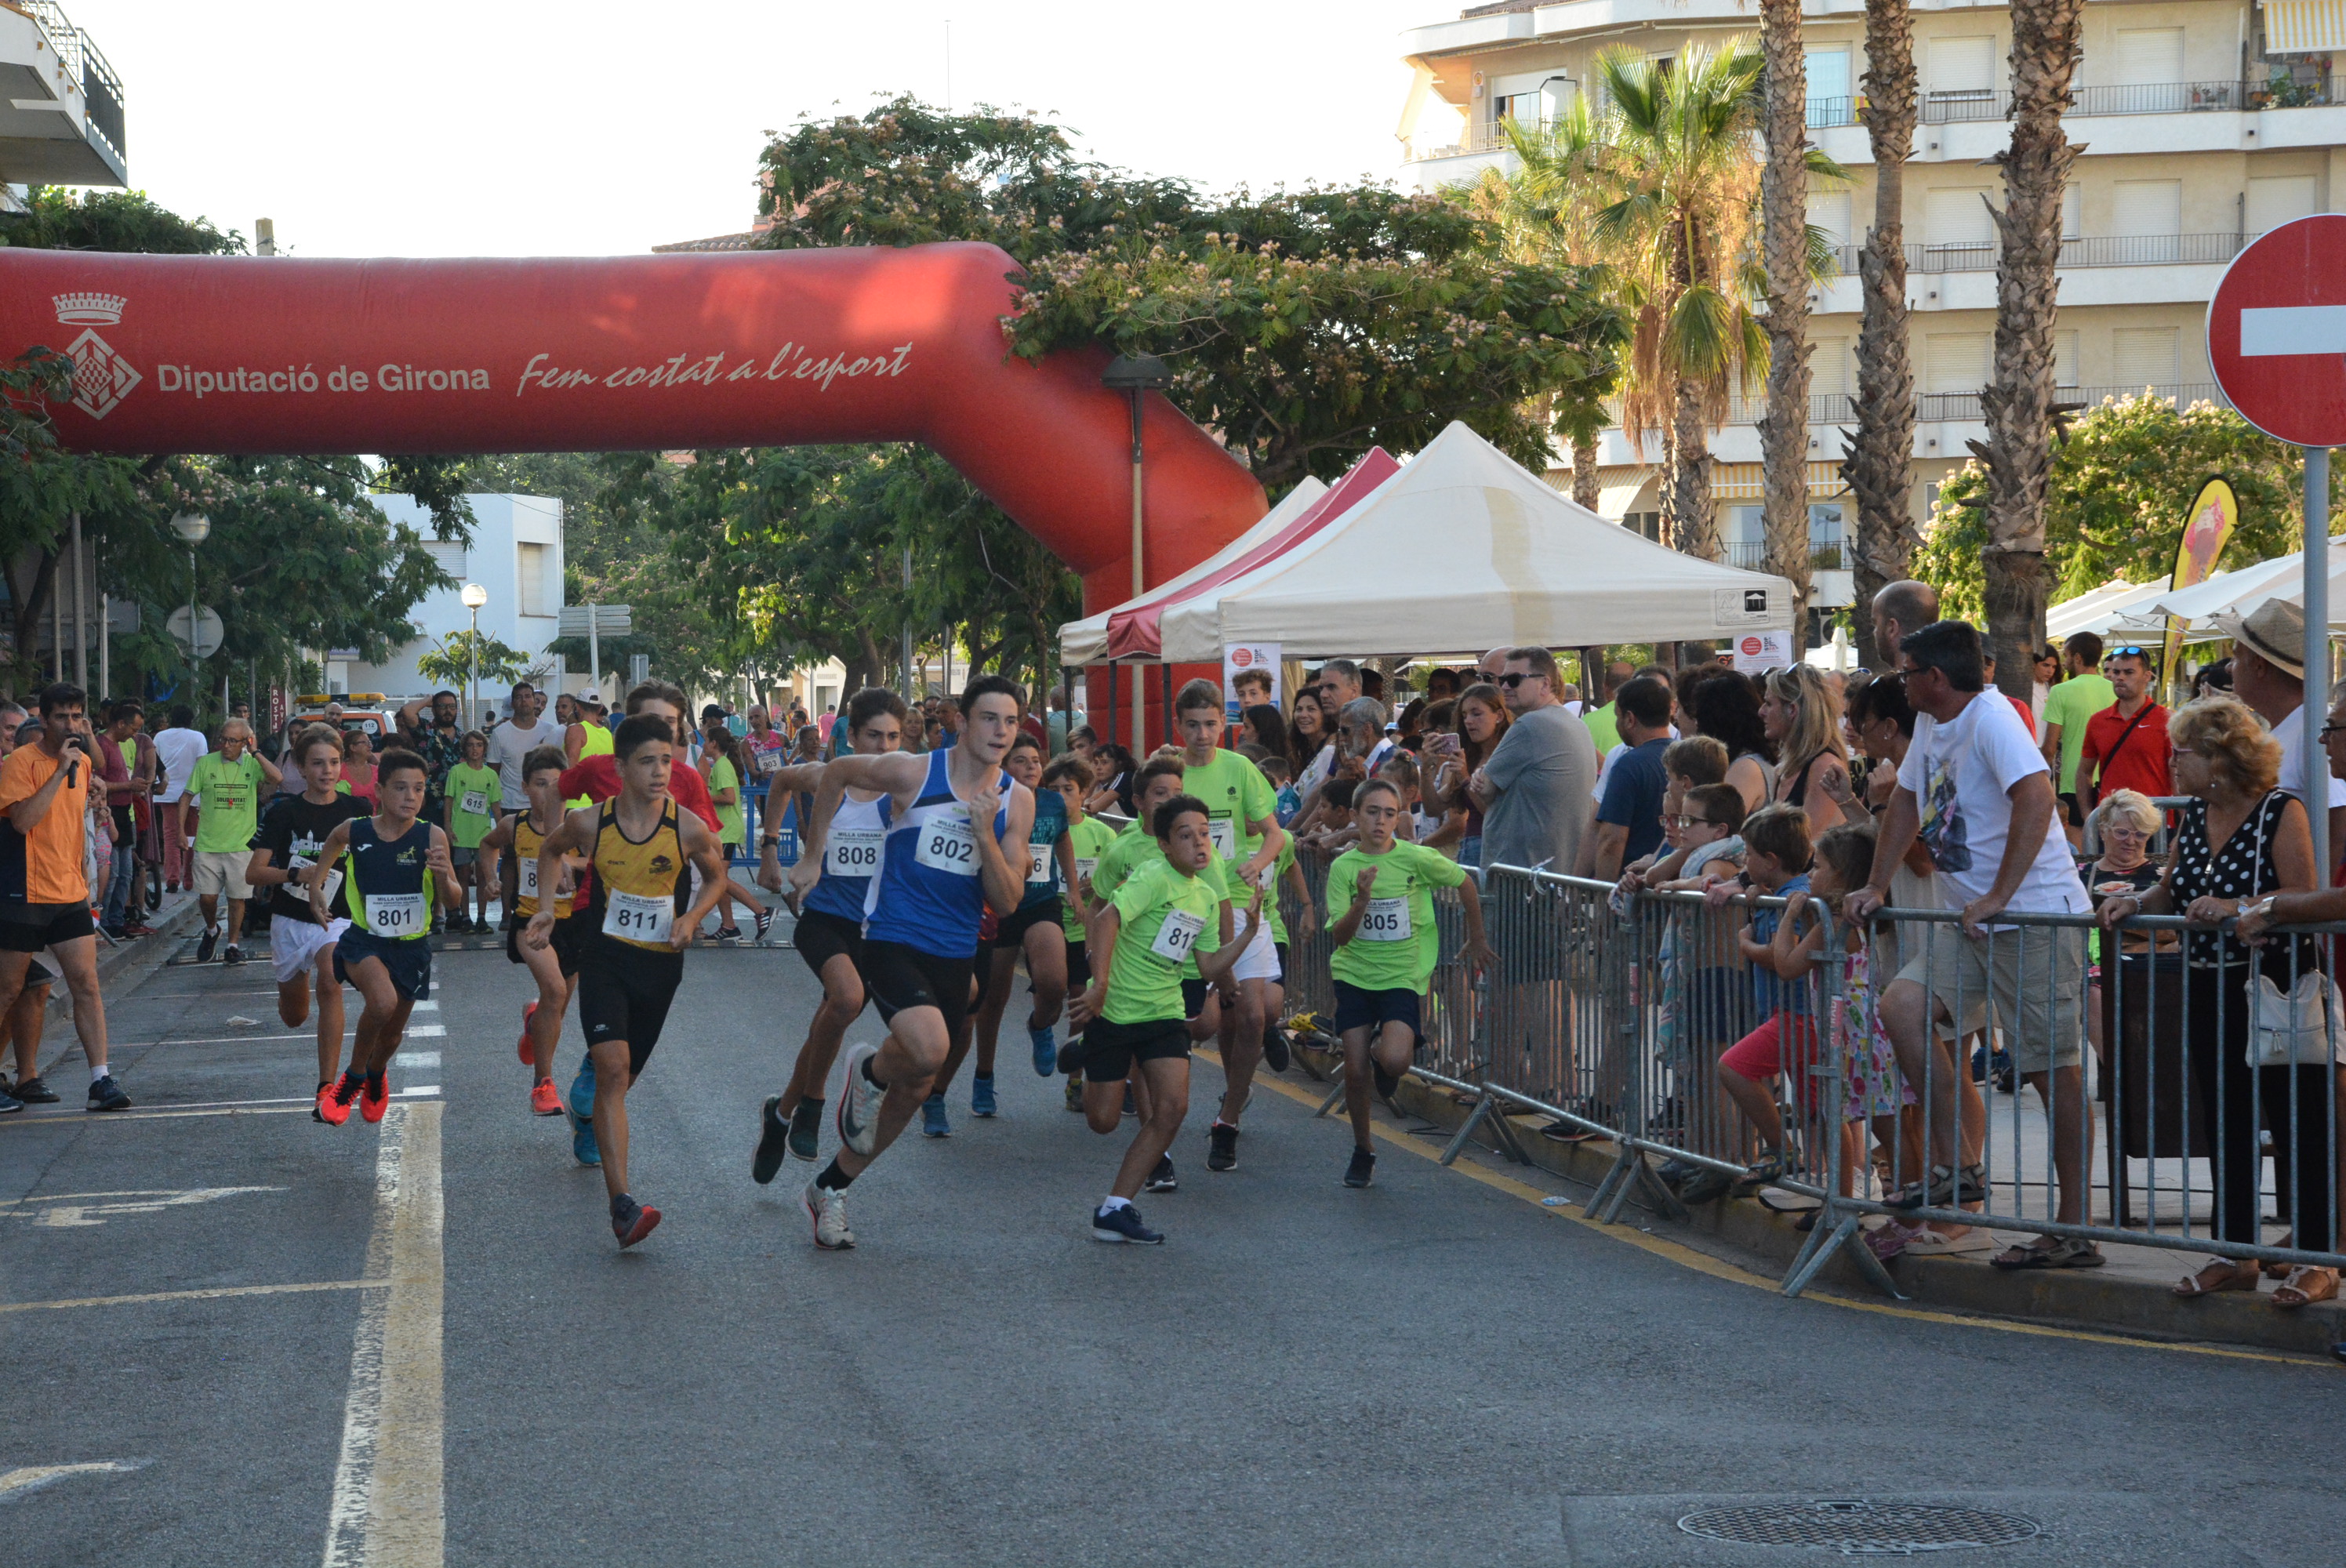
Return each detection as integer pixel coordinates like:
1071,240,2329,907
1091,1202,1163,1244
568,1103,601,1167
921,1093,950,1138
568,1055,597,1123
971,1074,997,1117
1030,1024,1057,1076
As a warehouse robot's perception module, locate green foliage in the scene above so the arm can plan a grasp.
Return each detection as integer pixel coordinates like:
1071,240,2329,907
1912,392,2336,624
416,628,536,690
0,187,245,254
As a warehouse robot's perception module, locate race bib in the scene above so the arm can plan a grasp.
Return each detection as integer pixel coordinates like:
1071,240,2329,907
1075,856,1099,886
287,855,343,909
519,857,540,899
1150,907,1207,964
826,828,884,878
1358,896,1412,942
364,891,427,937
1255,858,1280,891
603,890,675,945
913,812,981,876
1027,842,1055,884
459,789,488,818
1208,817,1238,861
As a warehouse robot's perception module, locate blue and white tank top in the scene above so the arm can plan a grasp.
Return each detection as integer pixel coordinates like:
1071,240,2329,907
865,748,1011,958
1017,787,1068,910
805,788,892,924
339,816,434,942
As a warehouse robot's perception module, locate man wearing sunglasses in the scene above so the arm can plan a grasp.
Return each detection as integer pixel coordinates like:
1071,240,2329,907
1467,646,1597,877
2077,644,2170,816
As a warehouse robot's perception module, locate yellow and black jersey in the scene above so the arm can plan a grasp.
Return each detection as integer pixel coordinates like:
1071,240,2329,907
582,799,691,952
511,813,576,920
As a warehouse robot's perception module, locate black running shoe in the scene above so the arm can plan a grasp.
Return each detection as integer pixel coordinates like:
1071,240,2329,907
1091,1203,1163,1244
1146,1154,1178,1193
1261,1022,1291,1073
195,926,220,964
1055,1034,1090,1079
1206,1121,1238,1172
611,1192,662,1248
221,945,245,967
787,1096,824,1163
752,1095,790,1185
753,907,775,943
86,1074,131,1112
10,1075,57,1104
0,1086,20,1114
1343,1145,1377,1189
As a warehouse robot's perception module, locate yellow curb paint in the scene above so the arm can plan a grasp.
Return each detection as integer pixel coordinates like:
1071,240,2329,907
0,1279,385,1314
1202,1051,2333,1371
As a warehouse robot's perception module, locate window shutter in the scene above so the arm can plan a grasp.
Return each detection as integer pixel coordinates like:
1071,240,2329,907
2112,327,2180,388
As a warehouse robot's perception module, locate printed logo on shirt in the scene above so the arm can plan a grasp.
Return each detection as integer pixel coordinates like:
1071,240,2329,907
1916,756,1971,875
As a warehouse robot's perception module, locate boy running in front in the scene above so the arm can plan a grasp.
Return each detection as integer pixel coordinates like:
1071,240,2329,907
479,746,586,1120
313,750,463,1127
526,716,731,1247
1067,793,1263,1243
1324,779,1495,1189
246,725,369,1104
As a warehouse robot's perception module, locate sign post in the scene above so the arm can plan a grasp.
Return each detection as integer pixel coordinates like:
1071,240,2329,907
2208,213,2346,880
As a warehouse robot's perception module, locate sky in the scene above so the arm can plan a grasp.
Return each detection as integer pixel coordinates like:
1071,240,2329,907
77,0,1453,257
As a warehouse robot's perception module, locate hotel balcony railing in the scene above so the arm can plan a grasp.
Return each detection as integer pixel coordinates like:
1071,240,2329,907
1720,381,2224,426
1722,539,1847,571
1827,232,2250,277
1919,77,2333,124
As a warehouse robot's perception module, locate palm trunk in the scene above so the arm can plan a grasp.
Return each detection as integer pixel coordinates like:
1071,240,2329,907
1847,0,1918,666
1665,379,1718,561
1979,0,2084,700
1758,0,1814,641
1571,434,1601,511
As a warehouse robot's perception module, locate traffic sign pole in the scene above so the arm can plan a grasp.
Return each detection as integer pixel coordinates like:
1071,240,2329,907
2309,445,2331,884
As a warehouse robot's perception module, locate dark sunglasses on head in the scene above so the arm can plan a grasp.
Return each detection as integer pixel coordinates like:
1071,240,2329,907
2107,645,2150,660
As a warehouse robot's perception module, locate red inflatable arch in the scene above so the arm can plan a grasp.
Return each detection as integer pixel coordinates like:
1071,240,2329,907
0,240,1265,714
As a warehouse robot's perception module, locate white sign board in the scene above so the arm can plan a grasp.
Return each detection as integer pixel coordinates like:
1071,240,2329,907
1222,641,1280,718
1729,630,1796,673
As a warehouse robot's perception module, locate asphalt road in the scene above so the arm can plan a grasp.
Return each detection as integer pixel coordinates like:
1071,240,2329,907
5,929,2346,1567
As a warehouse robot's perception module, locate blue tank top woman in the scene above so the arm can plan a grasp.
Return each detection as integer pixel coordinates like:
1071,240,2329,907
864,748,1012,959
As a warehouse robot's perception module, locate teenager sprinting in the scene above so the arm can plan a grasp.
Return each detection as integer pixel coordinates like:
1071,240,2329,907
245,725,368,1104
479,746,589,1118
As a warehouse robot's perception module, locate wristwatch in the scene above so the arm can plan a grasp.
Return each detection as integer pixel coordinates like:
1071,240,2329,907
2245,896,2279,921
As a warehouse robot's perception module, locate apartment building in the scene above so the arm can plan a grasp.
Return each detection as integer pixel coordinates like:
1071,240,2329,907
0,1,125,201
1398,0,2344,603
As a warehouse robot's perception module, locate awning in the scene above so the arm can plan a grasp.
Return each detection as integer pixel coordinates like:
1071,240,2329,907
2265,0,2346,53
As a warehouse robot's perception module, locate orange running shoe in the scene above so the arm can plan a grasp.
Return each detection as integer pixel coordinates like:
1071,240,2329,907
528,1078,562,1116
317,1075,358,1127
359,1073,390,1124
518,1001,539,1065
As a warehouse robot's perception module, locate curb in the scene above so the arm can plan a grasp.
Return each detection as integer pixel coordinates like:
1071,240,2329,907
1287,1039,2346,1356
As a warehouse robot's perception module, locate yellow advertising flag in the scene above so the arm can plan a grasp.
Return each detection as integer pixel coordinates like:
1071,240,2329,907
2161,477,2239,695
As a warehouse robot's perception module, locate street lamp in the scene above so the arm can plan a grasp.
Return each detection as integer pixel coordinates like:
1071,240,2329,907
169,511,209,714
1102,352,1171,753
460,583,488,729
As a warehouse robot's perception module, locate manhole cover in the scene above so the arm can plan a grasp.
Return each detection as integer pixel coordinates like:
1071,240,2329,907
1677,1499,2042,1555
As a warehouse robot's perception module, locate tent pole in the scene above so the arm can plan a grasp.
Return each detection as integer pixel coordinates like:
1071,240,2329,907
1161,663,1173,750
1106,659,1118,760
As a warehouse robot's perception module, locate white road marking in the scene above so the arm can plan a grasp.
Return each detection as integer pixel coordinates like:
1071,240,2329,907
394,1086,441,1099
0,1279,383,1314
408,1000,438,1012
0,1185,285,1228
396,1053,441,1069
145,1025,445,1047
321,1100,443,1568
0,1459,148,1501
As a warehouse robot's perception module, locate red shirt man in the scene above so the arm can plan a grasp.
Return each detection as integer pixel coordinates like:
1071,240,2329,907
2079,645,2170,810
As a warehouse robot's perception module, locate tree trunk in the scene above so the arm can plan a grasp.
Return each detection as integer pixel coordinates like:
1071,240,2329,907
1846,0,1919,667
1665,379,1718,562
1979,0,2084,700
1758,0,1815,642
1571,435,1601,512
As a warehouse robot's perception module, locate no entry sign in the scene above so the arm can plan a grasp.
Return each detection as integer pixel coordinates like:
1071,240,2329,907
2208,214,2346,448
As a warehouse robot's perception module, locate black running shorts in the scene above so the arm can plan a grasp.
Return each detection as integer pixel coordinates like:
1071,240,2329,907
793,908,864,982
576,942,685,1075
0,902,94,952
1080,1015,1191,1083
335,927,434,1004
858,939,975,1042
1181,978,1210,1020
506,911,586,978
991,898,1063,949
1064,938,1091,993
1332,980,1422,1047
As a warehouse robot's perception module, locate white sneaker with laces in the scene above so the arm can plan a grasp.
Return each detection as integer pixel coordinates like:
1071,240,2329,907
802,1179,855,1250
835,1042,884,1156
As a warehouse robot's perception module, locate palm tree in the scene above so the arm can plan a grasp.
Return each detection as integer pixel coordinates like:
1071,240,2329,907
1980,0,2087,697
1845,0,1919,666
1759,0,1816,630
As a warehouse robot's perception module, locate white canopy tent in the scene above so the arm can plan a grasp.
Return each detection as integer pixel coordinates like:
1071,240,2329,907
2046,579,2156,641
1055,476,1327,666
1151,422,1797,662
2045,543,2346,643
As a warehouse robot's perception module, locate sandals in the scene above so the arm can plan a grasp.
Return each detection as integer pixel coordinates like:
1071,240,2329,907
2174,1258,2261,1298
1989,1237,2106,1271
2272,1266,2341,1311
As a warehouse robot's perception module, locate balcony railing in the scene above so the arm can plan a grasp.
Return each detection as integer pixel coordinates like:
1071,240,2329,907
15,0,125,158
1407,118,1522,162
1721,381,2224,426
1722,539,1847,571
1828,232,2250,277
1919,78,2333,124
1809,96,1856,129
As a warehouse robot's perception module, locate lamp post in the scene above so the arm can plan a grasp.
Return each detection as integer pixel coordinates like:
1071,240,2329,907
461,583,488,730
1102,352,1172,753
169,511,209,713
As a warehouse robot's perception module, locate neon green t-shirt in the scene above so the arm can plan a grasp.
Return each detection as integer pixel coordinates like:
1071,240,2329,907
710,757,746,845
1092,818,1232,975
1177,746,1279,867
187,752,266,855
1104,857,1222,1025
2041,673,2113,793
1262,835,1298,946
1327,840,1467,993
1582,702,1620,756
443,762,500,850
1061,813,1120,942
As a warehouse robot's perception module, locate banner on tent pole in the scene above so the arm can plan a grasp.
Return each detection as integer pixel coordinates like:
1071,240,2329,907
1223,642,1280,718
1730,630,1796,673
2158,476,2239,699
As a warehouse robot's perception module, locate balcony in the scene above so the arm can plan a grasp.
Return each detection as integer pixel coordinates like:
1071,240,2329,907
1721,539,1847,572
1828,232,2253,278
0,0,125,184
1725,381,2224,426
1920,78,2330,125
1405,117,1520,164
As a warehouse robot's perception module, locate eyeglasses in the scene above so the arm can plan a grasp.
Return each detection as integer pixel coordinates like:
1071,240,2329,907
1664,814,1720,829
1496,672,1547,689
2321,723,2346,739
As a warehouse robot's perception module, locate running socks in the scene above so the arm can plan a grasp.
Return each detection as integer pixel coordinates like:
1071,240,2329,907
815,1160,855,1192
861,1057,888,1092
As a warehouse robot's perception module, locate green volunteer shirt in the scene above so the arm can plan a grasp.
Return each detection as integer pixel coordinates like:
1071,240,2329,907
1262,835,1297,946
1178,747,1279,867
187,752,267,855
1060,813,1120,942
1103,857,1222,1026
1327,839,1467,994
443,762,500,850
710,756,746,844
1091,818,1232,975
1582,701,1620,755
2042,673,2115,793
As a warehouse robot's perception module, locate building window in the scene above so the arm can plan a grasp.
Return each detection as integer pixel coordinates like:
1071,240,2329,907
517,542,553,618
1622,510,1664,544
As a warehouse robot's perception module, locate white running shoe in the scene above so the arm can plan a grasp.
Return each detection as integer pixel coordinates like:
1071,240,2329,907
836,1042,884,1156
802,1178,855,1250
